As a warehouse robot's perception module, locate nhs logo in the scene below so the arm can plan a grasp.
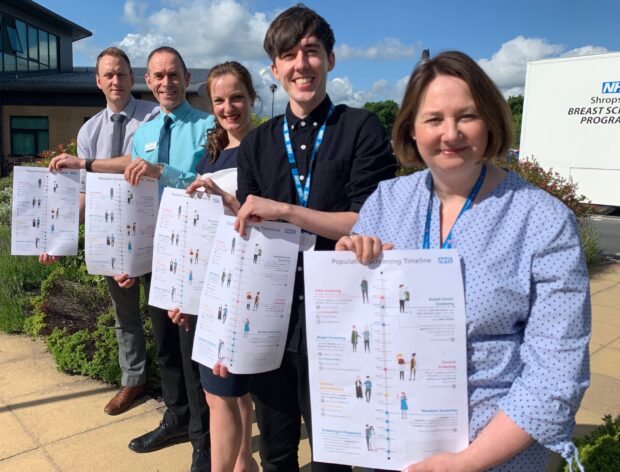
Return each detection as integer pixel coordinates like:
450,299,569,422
438,256,453,264
602,81,620,94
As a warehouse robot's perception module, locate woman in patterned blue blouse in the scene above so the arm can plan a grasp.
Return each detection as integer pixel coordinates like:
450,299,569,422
337,51,590,472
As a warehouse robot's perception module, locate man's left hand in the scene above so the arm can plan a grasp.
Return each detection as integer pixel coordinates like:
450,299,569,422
124,158,161,185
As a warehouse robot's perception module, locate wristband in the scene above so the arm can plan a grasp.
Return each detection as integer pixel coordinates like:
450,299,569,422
85,159,95,172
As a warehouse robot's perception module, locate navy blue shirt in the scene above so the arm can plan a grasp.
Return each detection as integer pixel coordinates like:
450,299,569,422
236,95,397,353
196,147,238,174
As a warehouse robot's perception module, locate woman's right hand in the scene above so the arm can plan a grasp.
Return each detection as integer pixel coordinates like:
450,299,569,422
186,175,241,215
335,234,393,264
185,174,206,194
212,362,230,378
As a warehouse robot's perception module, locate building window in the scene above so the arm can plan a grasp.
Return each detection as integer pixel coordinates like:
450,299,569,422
6,18,24,54
48,34,57,69
1,14,58,73
10,116,49,155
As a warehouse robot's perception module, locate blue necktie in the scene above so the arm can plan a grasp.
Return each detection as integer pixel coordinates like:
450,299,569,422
158,115,173,165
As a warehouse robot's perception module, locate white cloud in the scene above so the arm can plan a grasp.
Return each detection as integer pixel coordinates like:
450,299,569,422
123,0,149,24
478,36,609,97
119,0,269,68
478,36,563,93
324,76,411,109
117,33,174,65
113,3,612,109
324,37,611,109
335,38,418,61
561,45,608,57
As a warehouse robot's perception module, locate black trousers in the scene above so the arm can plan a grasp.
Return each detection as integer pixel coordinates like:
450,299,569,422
250,351,352,472
149,306,210,450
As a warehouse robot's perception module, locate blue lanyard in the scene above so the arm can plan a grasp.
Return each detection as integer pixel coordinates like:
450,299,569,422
423,164,487,249
283,104,334,207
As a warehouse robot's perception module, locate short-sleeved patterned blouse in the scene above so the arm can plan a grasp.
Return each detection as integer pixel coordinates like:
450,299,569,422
352,169,591,471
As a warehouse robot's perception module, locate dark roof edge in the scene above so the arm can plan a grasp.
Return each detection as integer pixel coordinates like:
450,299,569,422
2,0,92,41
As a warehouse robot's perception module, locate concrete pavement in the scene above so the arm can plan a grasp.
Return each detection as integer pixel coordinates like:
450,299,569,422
1,263,619,471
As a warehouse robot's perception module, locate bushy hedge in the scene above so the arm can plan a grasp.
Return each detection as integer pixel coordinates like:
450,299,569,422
559,415,620,472
0,141,159,387
0,225,54,332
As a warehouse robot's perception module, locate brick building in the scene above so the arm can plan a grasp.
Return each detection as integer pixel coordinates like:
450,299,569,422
0,0,209,176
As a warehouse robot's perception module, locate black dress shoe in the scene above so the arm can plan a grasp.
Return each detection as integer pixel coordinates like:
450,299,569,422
191,448,211,472
128,421,189,453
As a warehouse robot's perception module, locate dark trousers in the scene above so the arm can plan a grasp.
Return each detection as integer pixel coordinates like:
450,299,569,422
250,351,352,472
149,306,210,450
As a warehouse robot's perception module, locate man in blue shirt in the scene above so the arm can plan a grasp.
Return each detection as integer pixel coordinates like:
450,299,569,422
123,47,213,472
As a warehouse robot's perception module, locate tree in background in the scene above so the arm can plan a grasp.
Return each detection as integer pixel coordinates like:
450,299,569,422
507,95,523,149
363,100,400,135
251,113,269,128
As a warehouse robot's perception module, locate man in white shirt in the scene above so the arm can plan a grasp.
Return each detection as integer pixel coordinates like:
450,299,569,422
43,47,159,415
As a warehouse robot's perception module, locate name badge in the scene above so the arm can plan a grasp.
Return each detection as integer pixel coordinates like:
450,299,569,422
144,142,157,152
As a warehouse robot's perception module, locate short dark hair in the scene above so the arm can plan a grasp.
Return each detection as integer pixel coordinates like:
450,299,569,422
96,47,132,75
263,3,335,62
146,46,188,74
392,50,512,166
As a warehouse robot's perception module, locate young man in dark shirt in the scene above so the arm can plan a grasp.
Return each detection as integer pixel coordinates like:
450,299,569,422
234,5,397,471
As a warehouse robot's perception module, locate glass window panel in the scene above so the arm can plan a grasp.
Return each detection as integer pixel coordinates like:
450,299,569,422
3,53,15,72
28,26,38,61
28,60,38,71
11,116,48,129
17,57,28,71
37,131,49,153
7,27,22,54
15,20,26,57
48,35,57,69
12,132,36,155
38,30,48,65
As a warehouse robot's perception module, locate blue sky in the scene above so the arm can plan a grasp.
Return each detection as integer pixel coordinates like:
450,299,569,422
43,0,620,114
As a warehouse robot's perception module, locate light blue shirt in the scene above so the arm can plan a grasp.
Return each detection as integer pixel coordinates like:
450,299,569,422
77,96,159,191
353,169,591,471
131,100,214,190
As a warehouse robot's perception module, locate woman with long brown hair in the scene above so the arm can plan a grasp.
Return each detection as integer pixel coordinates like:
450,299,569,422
171,61,258,472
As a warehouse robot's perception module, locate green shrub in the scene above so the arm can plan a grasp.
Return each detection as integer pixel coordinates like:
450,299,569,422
0,180,11,227
496,156,592,219
0,226,54,333
0,174,12,192
559,415,620,472
23,266,68,336
578,219,601,266
46,328,91,374
45,309,122,383
86,309,122,383
45,297,159,386
35,266,158,386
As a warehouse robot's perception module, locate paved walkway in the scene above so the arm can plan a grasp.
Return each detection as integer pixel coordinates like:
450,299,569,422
1,264,619,471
